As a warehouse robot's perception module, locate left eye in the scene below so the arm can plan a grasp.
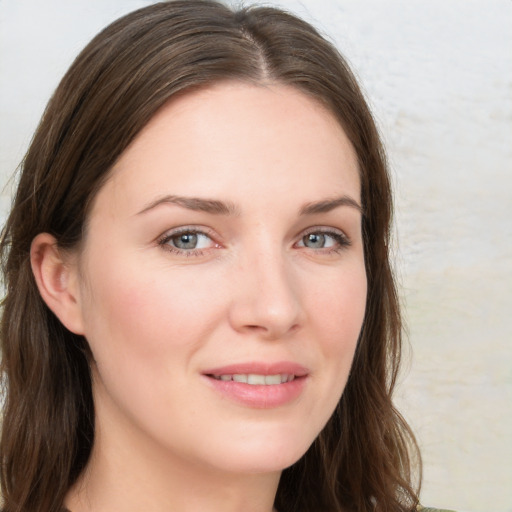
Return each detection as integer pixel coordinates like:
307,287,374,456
297,231,347,250
163,231,214,250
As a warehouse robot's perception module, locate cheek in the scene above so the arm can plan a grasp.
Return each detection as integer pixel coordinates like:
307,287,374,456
79,257,225,361
310,265,367,343
307,264,367,385
78,261,215,425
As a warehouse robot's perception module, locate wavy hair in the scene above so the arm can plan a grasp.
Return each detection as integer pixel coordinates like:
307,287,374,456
0,1,420,511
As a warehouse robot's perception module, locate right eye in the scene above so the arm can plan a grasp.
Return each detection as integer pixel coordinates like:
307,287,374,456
158,228,218,255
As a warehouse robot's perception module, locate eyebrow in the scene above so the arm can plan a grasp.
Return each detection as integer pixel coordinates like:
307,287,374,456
137,195,240,216
137,194,363,217
299,196,363,216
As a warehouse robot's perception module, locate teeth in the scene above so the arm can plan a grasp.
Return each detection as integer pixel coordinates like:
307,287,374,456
214,373,296,385
248,374,266,385
264,374,281,385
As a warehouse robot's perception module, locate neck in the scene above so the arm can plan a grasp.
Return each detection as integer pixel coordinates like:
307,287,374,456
67,462,280,512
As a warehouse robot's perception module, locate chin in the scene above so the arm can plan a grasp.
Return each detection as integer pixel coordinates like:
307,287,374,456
197,427,316,475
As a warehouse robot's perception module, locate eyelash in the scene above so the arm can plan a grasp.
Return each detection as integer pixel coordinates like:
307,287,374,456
157,226,351,257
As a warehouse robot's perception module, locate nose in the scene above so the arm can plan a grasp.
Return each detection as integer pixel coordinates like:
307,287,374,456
228,246,303,340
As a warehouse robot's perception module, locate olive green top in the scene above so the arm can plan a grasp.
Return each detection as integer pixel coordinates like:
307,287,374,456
419,507,457,512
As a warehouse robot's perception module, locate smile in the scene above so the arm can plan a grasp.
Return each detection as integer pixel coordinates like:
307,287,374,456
210,373,296,385
203,363,308,408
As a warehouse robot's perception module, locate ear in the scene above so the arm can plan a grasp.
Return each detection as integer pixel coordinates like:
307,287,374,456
30,233,85,335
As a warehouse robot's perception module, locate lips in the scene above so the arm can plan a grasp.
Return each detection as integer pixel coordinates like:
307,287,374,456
202,362,309,408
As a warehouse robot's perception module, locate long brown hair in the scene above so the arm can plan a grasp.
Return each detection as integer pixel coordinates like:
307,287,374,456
0,1,421,511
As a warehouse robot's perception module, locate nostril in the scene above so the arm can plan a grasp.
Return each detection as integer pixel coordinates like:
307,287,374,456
241,322,300,340
245,324,267,332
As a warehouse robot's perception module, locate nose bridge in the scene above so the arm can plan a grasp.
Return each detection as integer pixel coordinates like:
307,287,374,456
229,235,302,339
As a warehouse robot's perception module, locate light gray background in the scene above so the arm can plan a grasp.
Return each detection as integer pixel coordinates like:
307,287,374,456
1,1,511,511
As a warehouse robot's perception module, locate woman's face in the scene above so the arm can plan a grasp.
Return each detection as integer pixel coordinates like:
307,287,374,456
73,82,367,474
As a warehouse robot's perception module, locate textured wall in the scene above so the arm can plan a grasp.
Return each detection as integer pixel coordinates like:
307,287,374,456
1,1,511,511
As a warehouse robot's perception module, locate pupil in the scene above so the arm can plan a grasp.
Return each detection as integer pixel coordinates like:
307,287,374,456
305,233,325,248
175,233,197,249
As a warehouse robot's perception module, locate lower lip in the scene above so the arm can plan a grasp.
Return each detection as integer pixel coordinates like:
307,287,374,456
203,376,307,409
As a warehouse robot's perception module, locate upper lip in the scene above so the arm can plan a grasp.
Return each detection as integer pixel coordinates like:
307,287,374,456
202,361,309,377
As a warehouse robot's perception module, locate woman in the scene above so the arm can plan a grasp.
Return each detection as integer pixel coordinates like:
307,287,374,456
1,1,424,511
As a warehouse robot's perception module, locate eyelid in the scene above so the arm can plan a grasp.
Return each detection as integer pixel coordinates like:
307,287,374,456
157,225,215,241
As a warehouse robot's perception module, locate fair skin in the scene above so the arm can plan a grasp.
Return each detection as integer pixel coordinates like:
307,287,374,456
31,82,367,512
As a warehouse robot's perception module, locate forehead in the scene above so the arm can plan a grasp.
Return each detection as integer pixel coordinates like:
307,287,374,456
96,81,360,217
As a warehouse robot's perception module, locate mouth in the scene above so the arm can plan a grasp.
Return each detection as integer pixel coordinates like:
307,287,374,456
202,363,309,408
207,373,297,385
